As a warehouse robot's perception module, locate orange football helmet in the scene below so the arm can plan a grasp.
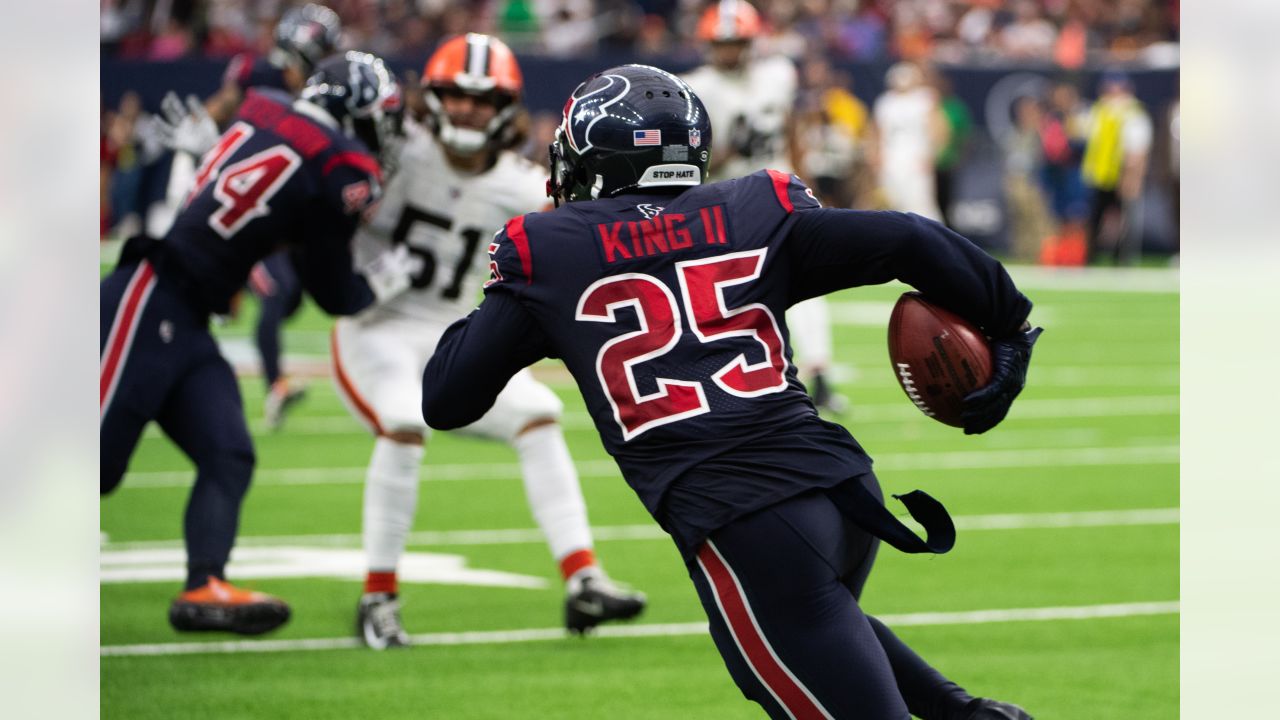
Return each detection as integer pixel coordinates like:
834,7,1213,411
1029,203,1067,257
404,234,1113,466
421,33,524,155
696,0,763,42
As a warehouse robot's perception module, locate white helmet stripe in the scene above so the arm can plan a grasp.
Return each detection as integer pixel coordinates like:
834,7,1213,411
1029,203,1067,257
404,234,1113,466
464,33,490,80
718,0,739,38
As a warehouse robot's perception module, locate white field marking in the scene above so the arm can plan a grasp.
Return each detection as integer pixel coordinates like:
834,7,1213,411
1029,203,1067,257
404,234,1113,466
139,393,1179,441
1003,265,1179,293
852,394,1179,423
103,508,1178,552
881,444,1178,471
99,600,1180,657
1030,366,1179,387
119,444,1176,489
99,547,549,589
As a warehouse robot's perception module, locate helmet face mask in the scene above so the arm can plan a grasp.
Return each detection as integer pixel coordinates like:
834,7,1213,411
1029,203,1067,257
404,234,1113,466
549,64,712,207
422,85,520,156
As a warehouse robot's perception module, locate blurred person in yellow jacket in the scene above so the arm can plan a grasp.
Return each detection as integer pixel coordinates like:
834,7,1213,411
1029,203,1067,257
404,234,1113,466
1081,70,1152,264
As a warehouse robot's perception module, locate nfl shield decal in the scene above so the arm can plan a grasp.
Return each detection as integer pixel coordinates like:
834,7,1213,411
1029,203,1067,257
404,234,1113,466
689,129,702,148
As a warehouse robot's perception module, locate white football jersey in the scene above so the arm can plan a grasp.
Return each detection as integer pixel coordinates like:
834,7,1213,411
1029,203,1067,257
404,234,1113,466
682,55,797,180
873,87,937,170
355,122,549,324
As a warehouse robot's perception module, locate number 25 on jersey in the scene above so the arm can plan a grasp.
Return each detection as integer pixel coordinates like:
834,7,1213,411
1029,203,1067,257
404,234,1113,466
576,248,787,441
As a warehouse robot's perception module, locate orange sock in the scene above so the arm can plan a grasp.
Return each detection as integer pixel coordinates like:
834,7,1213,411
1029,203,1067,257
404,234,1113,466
558,549,597,581
365,571,397,595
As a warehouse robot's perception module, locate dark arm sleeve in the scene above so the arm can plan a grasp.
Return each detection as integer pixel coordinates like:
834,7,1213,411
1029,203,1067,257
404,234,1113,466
786,209,1032,337
422,290,553,430
292,213,377,316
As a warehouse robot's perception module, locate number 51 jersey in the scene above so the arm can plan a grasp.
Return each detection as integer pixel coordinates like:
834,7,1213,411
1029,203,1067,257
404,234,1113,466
353,123,550,325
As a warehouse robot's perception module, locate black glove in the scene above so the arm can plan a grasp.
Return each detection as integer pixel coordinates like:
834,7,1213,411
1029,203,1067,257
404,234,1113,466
961,326,1043,435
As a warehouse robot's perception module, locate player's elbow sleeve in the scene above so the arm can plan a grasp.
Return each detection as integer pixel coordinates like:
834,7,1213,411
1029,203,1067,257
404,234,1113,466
421,379,487,431
309,279,375,316
421,401,469,431
421,353,490,430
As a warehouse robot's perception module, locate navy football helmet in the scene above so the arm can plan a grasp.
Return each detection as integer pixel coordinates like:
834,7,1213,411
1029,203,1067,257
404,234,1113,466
549,64,712,206
273,3,342,73
301,52,399,157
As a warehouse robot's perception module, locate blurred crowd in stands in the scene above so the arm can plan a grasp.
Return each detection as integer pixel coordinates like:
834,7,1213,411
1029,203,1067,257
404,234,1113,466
103,0,1179,67
101,0,1179,264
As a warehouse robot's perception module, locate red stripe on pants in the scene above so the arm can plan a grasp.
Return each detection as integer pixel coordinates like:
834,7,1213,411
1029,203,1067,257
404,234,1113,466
696,540,832,720
100,261,158,419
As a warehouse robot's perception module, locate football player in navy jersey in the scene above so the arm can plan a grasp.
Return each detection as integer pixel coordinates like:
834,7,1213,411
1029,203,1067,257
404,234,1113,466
155,3,344,429
423,65,1042,719
101,52,414,636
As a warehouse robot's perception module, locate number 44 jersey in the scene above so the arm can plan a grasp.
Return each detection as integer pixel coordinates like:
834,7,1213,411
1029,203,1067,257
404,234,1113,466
164,88,382,316
352,122,549,325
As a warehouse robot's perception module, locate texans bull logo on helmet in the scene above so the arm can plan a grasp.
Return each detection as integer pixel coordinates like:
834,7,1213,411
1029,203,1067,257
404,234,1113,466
560,73,632,155
548,64,713,206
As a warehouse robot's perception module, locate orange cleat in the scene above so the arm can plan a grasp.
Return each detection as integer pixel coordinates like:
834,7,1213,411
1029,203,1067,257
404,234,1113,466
168,577,291,635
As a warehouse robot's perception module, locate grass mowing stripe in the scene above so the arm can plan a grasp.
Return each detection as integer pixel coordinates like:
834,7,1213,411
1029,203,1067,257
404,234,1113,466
119,444,1177,488
100,600,1179,657
103,508,1178,550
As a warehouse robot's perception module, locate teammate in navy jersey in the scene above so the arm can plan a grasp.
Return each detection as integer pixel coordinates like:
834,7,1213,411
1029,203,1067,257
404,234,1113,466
155,3,344,428
423,65,1041,719
225,3,342,428
101,52,412,635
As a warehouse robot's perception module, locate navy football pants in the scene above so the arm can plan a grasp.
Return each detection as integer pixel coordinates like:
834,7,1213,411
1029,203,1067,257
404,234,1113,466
101,261,255,590
687,476,971,719
249,250,303,389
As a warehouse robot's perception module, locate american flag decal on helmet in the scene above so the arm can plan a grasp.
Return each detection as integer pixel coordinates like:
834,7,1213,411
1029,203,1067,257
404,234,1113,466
633,129,660,146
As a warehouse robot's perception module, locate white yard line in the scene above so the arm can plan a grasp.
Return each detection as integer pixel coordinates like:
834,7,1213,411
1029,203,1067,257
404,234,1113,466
103,508,1179,551
1003,265,1178,293
100,600,1179,657
119,443,1177,489
139,392,1179,441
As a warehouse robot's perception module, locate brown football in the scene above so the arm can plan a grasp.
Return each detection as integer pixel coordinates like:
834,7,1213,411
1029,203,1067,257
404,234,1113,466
887,292,993,427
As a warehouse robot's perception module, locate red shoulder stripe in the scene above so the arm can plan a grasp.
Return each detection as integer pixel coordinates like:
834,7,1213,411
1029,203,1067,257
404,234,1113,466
506,215,533,285
765,169,794,213
322,151,383,183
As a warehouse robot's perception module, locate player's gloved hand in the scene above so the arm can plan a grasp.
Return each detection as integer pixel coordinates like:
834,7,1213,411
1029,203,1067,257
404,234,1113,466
361,244,416,304
961,326,1044,435
154,92,220,159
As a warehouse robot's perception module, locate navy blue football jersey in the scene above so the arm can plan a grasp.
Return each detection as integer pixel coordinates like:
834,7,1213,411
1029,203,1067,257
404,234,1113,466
424,170,1031,553
223,53,290,94
162,88,381,315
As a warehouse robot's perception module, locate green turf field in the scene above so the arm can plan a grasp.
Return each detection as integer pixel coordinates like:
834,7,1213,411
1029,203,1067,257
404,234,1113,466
100,265,1179,719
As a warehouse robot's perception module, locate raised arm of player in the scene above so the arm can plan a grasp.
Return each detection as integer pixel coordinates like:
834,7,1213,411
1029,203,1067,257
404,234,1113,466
291,215,379,316
777,171,1041,434
785,207,1031,338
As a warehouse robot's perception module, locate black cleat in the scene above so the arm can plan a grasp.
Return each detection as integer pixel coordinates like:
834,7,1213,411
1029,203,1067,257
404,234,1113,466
168,577,291,635
964,698,1034,720
264,379,308,431
810,372,848,414
357,592,410,650
565,575,647,635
